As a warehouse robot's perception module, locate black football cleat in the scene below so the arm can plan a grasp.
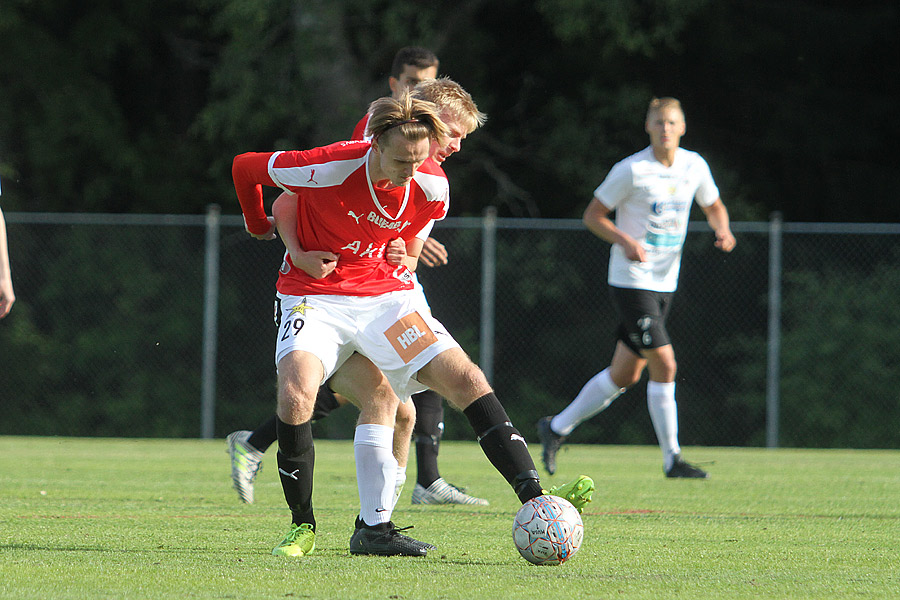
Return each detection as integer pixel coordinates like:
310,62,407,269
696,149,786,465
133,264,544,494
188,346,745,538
537,416,567,475
349,517,434,556
665,454,709,479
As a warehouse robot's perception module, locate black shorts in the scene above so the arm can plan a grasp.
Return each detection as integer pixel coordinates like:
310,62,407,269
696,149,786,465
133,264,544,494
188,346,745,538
609,286,674,354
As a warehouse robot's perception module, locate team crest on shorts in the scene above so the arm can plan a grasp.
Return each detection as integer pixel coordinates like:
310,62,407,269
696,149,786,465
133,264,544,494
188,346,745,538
289,298,314,317
385,312,437,363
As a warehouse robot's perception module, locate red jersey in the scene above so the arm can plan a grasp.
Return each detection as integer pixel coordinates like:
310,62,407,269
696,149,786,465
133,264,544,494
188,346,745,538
351,114,370,141
232,141,449,296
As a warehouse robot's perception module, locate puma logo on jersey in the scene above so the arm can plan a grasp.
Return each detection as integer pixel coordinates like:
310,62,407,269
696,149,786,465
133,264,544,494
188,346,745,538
348,210,362,223
307,169,318,184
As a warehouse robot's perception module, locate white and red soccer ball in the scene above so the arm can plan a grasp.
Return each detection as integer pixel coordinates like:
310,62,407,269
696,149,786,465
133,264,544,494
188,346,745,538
512,494,584,565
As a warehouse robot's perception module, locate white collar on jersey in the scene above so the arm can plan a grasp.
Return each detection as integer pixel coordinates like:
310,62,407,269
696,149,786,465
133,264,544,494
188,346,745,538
365,148,410,221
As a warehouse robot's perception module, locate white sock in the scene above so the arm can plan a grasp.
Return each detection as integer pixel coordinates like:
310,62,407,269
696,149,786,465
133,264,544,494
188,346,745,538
646,380,680,470
354,424,397,526
392,466,407,509
551,368,625,436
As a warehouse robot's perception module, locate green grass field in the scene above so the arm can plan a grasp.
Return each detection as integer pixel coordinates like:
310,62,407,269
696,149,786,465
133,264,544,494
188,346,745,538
1,436,898,599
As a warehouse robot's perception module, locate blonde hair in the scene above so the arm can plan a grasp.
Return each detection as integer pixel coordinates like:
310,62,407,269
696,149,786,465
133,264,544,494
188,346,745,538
412,77,486,134
646,97,684,121
366,91,449,145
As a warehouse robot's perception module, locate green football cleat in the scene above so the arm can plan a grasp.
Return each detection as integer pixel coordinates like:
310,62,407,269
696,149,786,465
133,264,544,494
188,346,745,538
272,523,316,557
546,475,595,513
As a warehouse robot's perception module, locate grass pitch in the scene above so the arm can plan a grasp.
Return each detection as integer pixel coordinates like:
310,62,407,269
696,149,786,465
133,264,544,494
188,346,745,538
1,436,898,599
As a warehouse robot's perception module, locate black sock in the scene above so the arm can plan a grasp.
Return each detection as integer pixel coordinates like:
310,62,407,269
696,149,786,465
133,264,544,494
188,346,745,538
246,382,337,453
413,390,443,487
276,418,316,530
463,393,542,503
311,384,340,422
247,415,278,452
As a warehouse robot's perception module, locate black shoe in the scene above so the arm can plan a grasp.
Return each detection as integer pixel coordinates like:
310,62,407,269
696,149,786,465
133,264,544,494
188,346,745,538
349,517,434,556
537,416,566,475
665,454,709,479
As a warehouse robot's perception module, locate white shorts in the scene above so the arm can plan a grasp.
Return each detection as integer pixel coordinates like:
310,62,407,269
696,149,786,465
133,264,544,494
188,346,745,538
274,289,460,400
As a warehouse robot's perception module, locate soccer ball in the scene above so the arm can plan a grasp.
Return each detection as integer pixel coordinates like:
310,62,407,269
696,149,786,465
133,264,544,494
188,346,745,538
512,494,584,565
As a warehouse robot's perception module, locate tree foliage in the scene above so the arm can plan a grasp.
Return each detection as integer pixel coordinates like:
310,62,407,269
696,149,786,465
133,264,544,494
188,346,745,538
1,1,897,221
725,242,900,449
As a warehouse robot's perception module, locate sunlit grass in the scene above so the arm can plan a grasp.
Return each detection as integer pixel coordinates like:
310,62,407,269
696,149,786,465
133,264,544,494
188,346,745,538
1,437,898,599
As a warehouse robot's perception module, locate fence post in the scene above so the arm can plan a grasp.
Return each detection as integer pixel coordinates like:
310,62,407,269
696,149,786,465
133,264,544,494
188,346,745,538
766,211,783,448
201,204,221,439
480,206,498,383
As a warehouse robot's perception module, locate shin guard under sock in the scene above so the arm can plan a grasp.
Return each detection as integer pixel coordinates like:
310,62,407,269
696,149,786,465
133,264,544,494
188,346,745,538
463,393,541,503
412,390,444,487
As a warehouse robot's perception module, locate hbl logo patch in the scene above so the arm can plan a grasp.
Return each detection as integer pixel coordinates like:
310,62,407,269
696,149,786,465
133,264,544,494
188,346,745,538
384,312,437,364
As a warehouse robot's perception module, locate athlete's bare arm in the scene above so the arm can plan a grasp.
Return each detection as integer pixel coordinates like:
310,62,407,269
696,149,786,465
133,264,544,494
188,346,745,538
0,206,14,319
403,237,424,272
700,199,736,252
583,197,647,262
271,192,338,279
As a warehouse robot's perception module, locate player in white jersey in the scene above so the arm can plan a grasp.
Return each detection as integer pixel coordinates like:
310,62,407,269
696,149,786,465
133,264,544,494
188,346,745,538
538,97,736,479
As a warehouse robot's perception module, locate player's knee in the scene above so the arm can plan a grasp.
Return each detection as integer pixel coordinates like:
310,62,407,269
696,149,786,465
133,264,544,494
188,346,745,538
395,401,415,433
611,365,642,388
666,361,677,379
656,356,677,380
277,383,317,423
448,369,491,408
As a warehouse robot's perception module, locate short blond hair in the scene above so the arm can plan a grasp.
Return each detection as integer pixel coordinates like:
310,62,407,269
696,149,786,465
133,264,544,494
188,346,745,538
367,91,449,145
646,97,684,121
412,77,487,134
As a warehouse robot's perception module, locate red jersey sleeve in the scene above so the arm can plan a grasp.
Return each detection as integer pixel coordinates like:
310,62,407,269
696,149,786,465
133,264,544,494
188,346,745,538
351,114,370,141
232,152,277,235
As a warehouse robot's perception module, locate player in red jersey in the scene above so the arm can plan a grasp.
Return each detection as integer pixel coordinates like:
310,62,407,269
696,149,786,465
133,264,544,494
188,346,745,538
233,93,449,557
227,51,489,508
270,78,489,509
352,78,491,508
233,91,595,557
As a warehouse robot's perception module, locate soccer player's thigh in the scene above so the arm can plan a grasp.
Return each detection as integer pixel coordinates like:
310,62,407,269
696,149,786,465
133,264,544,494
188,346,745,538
274,294,355,414
329,353,400,423
416,347,490,408
276,351,327,423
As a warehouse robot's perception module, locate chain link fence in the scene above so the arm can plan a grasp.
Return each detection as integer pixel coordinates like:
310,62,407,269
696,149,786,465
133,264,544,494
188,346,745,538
2,210,898,449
